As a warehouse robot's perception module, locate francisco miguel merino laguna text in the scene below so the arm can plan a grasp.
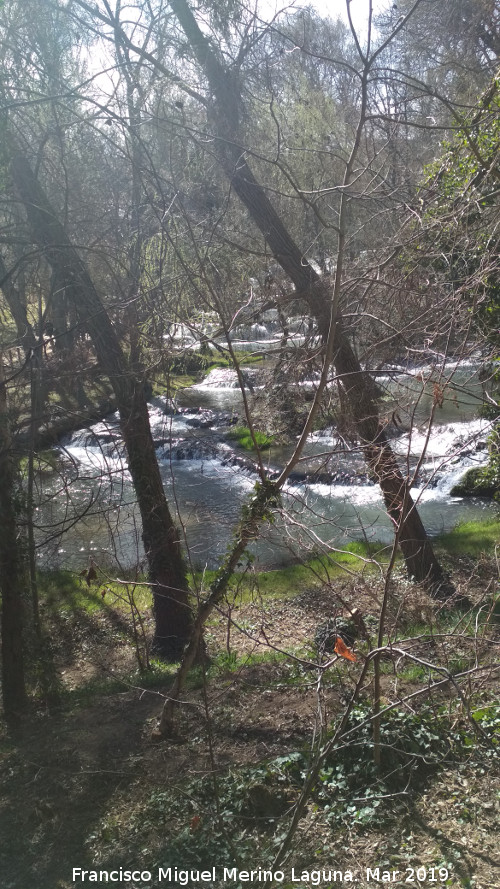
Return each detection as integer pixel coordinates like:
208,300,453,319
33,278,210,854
73,866,364,884
73,864,450,885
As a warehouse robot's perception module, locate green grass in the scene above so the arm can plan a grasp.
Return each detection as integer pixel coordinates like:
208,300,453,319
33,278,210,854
38,569,104,614
394,663,430,682
207,647,290,678
435,516,500,558
196,541,386,606
100,577,154,611
38,569,153,615
154,352,263,397
34,519,500,671
255,543,386,596
204,351,264,369
155,373,197,395
19,449,61,475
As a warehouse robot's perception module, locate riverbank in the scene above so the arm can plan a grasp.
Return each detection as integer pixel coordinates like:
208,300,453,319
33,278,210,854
1,517,499,889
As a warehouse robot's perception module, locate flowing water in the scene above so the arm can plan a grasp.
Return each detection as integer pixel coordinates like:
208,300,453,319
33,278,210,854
35,331,498,572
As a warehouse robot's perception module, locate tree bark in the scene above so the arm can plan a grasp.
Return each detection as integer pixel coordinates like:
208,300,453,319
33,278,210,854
0,254,44,637
230,163,446,588
0,357,27,716
169,0,447,592
9,148,193,658
0,253,39,356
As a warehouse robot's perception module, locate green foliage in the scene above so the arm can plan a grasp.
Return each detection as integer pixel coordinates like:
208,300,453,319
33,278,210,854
167,352,211,375
226,426,274,451
315,707,450,827
18,449,60,477
205,540,384,604
450,463,500,498
121,763,282,884
420,78,500,341
38,568,154,614
420,83,500,484
471,703,500,745
313,704,498,828
101,704,500,879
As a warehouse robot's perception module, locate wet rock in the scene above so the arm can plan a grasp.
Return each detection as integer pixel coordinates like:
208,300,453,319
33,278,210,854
216,412,239,427
450,466,498,498
285,469,370,487
185,411,216,429
221,451,262,475
157,439,219,461
185,409,239,429
163,398,185,416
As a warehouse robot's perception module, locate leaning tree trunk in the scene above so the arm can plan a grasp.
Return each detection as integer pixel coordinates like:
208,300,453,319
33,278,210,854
0,356,27,716
169,0,447,592
229,168,446,588
10,148,192,658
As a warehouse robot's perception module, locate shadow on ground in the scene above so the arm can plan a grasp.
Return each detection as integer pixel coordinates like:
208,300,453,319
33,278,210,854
0,691,157,889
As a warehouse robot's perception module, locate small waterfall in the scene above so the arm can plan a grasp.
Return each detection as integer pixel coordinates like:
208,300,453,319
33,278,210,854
39,359,498,571
192,367,260,391
62,417,126,471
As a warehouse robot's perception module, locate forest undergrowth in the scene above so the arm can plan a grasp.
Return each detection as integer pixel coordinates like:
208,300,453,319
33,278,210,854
0,523,499,889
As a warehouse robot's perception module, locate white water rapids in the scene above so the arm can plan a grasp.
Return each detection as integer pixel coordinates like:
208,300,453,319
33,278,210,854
35,351,498,571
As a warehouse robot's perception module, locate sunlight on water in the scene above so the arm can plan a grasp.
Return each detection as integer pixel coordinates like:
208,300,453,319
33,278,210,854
36,350,498,571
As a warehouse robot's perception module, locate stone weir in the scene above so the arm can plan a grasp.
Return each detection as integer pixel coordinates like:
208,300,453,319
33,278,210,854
154,404,370,488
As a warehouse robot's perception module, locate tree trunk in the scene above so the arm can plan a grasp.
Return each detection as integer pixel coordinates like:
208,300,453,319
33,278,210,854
49,266,74,352
0,253,45,637
9,148,193,658
0,357,27,716
332,329,446,586
0,253,39,356
169,0,447,591
229,165,446,587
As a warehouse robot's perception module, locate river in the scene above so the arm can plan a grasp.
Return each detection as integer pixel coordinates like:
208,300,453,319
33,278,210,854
35,331,497,572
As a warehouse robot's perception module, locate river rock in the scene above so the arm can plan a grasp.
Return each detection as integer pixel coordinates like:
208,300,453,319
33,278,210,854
163,398,185,416
157,439,219,461
185,410,239,429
